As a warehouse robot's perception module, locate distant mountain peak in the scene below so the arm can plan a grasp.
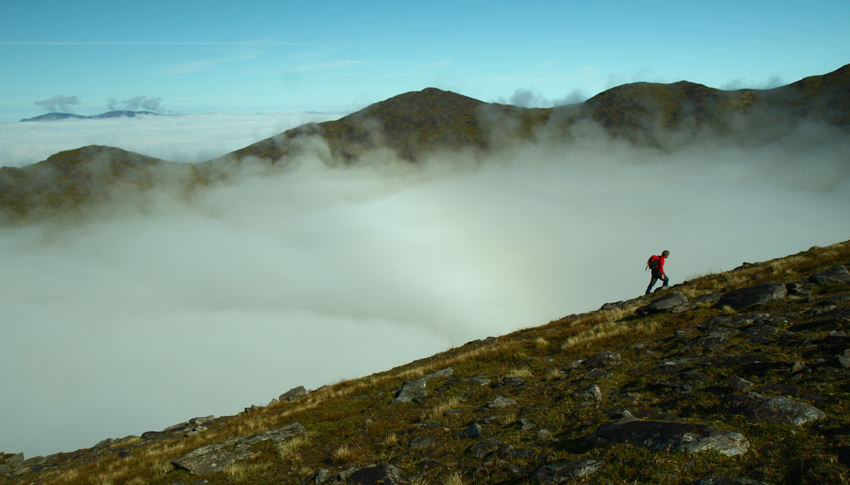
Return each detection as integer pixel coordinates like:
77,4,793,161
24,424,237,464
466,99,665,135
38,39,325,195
21,110,160,122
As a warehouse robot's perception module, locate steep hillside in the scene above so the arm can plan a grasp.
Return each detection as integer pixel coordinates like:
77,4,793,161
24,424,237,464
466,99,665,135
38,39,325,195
2,239,849,484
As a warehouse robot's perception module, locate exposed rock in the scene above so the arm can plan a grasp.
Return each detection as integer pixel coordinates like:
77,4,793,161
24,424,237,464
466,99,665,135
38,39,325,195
456,424,483,439
469,438,503,458
589,420,749,456
391,368,453,404
392,380,427,404
636,292,688,315
172,422,305,475
838,349,850,368
743,396,825,425
808,264,850,284
728,376,755,392
691,478,766,485
692,293,723,306
280,386,307,402
785,281,814,297
348,463,407,485
572,384,603,400
584,351,621,367
500,377,525,386
487,396,518,408
715,283,787,310
534,459,605,483
582,368,614,379
408,437,435,449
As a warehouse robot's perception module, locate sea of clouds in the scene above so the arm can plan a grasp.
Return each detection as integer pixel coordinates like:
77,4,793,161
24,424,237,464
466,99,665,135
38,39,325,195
0,113,848,457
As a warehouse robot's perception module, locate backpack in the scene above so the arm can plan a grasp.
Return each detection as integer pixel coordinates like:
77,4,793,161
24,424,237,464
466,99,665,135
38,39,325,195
646,255,660,272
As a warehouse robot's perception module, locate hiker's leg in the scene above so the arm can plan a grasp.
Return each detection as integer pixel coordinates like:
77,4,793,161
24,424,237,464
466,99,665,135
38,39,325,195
662,274,669,286
646,276,658,294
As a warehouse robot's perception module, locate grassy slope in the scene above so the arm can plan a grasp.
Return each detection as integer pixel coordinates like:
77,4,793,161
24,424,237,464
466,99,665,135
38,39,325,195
3,238,849,485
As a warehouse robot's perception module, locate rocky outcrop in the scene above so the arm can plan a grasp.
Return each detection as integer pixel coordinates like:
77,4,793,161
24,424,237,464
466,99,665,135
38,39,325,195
715,283,787,310
172,422,305,475
636,292,688,315
392,368,454,404
588,419,750,456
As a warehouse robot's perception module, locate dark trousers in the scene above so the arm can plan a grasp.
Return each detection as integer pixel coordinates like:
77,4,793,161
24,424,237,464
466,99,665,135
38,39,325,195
646,271,669,294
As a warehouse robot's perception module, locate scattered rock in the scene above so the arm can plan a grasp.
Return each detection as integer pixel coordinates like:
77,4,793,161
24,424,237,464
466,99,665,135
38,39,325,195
728,376,754,392
500,377,525,386
469,438,503,458
280,386,307,402
456,424,483,439
392,380,427,404
691,478,767,485
487,396,518,409
348,463,407,485
584,351,621,367
744,396,825,425
589,420,749,456
582,368,614,379
534,459,605,483
572,384,603,400
408,437,435,450
391,368,453,404
715,283,788,310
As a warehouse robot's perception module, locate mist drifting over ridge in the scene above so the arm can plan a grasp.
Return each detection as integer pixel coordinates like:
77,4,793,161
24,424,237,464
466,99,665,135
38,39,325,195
1,68,850,457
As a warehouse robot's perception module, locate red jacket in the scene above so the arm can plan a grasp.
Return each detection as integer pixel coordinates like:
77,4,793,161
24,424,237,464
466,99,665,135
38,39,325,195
650,255,666,275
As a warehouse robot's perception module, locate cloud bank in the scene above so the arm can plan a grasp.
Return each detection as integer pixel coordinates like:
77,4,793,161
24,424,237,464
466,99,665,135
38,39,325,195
33,95,80,113
0,112,347,167
0,114,848,457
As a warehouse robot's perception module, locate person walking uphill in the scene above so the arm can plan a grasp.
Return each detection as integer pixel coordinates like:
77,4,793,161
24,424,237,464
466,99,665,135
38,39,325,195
646,250,670,294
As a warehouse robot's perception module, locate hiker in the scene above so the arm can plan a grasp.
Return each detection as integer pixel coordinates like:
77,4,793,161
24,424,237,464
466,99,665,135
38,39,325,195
646,250,670,294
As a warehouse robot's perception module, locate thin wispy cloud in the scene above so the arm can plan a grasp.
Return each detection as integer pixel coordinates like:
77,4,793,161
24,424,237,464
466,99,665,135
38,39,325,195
0,41,325,46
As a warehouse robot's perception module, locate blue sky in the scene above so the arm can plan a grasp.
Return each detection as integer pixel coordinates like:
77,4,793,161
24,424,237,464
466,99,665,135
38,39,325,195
2,0,848,120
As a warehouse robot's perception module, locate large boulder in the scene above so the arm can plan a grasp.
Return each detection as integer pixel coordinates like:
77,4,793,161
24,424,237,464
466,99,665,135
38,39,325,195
589,420,749,456
744,396,825,425
715,283,787,310
636,292,688,315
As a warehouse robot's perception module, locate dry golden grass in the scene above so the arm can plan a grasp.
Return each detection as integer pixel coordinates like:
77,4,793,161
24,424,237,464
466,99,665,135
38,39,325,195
332,444,352,461
277,435,308,460
422,395,462,421
562,317,659,350
506,367,532,378
442,472,465,485
547,368,562,379
383,433,398,447
223,462,246,482
721,305,737,315
498,413,517,425
535,336,549,347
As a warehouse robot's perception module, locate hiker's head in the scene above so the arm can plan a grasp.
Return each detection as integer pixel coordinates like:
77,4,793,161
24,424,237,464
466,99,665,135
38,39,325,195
661,250,670,257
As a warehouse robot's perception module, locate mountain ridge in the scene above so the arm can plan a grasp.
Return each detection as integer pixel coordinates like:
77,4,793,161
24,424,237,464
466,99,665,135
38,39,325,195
2,63,849,222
